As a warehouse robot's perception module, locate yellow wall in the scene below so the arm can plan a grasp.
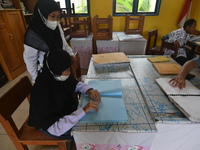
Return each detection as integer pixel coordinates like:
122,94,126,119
191,0,200,30
90,0,200,45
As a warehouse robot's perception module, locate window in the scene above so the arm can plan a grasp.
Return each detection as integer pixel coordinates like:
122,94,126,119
56,0,90,17
113,0,161,16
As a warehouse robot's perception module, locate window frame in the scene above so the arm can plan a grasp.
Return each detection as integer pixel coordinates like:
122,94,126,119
65,0,90,17
113,0,161,16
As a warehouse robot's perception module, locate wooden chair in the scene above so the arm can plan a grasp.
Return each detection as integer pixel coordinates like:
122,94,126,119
70,52,84,99
160,40,197,61
61,3,78,38
93,15,113,53
146,29,161,55
185,41,197,60
61,10,70,37
124,15,145,35
160,41,178,60
70,52,82,81
0,76,70,150
93,15,113,40
69,16,92,38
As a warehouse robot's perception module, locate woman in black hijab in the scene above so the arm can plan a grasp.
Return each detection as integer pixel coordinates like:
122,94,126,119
28,49,101,139
23,0,74,83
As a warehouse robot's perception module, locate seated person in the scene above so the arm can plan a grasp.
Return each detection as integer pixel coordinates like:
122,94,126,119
162,19,199,65
169,56,200,89
28,49,101,140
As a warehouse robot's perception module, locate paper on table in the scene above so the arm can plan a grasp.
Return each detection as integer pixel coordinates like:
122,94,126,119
169,96,200,122
116,32,143,41
79,96,128,123
88,80,122,97
155,78,200,96
80,80,127,123
92,52,130,65
153,63,182,74
148,56,170,63
156,78,200,122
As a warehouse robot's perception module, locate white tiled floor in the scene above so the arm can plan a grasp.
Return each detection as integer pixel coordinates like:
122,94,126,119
0,70,83,150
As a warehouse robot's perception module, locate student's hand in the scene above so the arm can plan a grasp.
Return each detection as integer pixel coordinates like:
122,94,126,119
169,76,186,90
174,40,180,49
83,101,99,113
86,89,101,103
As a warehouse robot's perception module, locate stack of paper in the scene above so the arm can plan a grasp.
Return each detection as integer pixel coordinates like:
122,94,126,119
153,63,182,74
79,80,128,123
156,78,200,122
148,56,170,63
92,52,130,67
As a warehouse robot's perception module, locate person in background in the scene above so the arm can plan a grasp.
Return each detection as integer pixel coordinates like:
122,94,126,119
169,56,200,89
23,0,74,83
162,19,200,65
28,49,101,140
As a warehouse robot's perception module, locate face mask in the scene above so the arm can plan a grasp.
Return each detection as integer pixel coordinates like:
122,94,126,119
46,20,59,30
54,75,69,81
38,9,58,30
45,51,69,81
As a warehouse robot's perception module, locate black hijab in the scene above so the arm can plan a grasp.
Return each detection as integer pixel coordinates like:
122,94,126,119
24,0,62,52
28,49,79,130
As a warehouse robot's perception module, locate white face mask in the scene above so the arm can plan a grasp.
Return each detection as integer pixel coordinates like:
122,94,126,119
46,20,59,30
38,9,58,30
45,51,70,81
54,75,69,81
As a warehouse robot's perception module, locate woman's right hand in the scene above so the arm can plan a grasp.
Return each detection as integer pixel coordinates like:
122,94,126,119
83,101,99,113
169,76,186,90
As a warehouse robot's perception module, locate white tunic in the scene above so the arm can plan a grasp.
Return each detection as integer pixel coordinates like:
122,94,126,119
23,24,74,82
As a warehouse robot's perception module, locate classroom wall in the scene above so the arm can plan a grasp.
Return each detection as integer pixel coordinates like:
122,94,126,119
190,0,200,29
22,0,200,45
90,0,200,45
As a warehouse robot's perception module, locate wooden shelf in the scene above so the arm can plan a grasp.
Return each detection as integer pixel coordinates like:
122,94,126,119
0,10,26,80
24,13,33,16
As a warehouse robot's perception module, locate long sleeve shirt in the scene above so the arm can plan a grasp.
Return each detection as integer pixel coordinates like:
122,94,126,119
47,82,91,136
23,24,74,83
